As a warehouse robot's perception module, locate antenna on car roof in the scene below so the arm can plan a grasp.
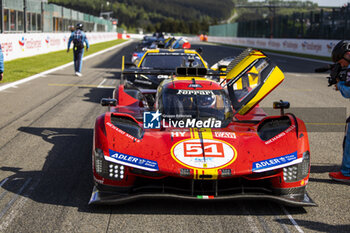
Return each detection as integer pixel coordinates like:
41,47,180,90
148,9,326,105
171,72,175,88
192,78,196,87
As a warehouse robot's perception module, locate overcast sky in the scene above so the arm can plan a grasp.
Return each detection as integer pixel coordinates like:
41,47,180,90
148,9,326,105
248,0,350,7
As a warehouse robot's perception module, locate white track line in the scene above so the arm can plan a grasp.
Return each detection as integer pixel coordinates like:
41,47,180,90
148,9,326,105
97,79,107,88
238,203,261,233
281,205,304,233
0,178,32,220
0,178,9,202
0,179,40,232
0,40,132,92
0,178,8,188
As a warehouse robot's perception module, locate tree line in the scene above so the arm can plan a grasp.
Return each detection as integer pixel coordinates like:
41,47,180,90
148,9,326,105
48,0,235,34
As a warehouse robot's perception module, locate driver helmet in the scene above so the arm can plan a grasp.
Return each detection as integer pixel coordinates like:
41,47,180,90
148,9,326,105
198,95,216,107
332,40,350,62
76,23,83,30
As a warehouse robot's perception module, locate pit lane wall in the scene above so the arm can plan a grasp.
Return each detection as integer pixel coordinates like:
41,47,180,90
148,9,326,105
206,36,340,58
1,32,129,61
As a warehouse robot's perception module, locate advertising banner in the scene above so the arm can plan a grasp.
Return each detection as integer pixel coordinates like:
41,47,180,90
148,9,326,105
207,36,339,58
0,32,126,61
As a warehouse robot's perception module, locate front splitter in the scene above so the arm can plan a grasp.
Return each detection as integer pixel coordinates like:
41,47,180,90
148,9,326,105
88,186,317,207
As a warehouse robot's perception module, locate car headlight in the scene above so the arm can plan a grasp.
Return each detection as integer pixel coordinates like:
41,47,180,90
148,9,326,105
108,164,125,179
283,151,310,183
94,148,125,180
94,148,104,174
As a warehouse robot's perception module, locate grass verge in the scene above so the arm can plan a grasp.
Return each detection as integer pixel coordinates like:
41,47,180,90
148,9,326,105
3,39,127,83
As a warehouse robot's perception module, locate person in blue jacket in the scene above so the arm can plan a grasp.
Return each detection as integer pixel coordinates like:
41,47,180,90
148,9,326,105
329,40,350,183
0,44,4,81
67,23,89,77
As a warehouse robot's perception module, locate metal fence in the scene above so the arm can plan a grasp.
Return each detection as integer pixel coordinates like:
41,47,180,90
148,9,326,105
209,5,350,40
0,0,115,33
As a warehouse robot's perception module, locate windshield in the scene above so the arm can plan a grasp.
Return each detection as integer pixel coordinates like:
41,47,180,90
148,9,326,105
159,88,233,127
140,53,204,69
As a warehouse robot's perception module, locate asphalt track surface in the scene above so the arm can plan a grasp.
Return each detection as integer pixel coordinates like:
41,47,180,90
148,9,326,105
0,40,349,233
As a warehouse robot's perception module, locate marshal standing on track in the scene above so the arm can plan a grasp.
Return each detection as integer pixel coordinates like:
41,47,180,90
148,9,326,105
67,23,89,77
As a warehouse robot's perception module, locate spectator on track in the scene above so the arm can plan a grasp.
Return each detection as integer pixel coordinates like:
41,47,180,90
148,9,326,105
329,40,350,183
0,44,4,81
67,23,89,77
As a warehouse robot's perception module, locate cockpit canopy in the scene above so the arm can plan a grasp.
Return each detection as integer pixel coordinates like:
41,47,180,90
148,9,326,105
158,87,233,127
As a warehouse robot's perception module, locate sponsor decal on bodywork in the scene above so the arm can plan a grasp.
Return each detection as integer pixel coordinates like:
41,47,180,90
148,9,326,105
177,90,214,95
252,151,302,173
264,125,295,144
214,132,236,139
107,122,141,142
106,149,159,171
171,138,237,169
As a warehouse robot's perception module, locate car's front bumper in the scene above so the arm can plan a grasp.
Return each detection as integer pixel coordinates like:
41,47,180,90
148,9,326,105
89,185,316,207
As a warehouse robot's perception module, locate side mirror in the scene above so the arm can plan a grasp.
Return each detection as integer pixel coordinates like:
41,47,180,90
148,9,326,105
273,100,290,115
196,47,203,54
101,98,117,111
125,62,136,68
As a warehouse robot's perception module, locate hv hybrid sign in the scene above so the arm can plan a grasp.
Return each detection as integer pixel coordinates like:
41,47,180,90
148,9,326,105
143,111,161,129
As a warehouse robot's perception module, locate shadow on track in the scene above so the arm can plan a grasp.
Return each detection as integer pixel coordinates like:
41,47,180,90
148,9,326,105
81,87,114,104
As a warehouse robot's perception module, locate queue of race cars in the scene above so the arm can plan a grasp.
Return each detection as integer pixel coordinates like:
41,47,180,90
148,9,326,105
89,36,316,207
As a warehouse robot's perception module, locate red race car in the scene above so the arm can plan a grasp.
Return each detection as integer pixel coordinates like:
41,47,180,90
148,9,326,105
90,49,316,206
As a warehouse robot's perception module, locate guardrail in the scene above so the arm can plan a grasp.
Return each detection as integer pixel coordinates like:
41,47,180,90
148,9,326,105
207,36,339,58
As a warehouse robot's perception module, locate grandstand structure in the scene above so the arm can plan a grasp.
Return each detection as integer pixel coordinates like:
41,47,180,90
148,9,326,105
0,0,115,33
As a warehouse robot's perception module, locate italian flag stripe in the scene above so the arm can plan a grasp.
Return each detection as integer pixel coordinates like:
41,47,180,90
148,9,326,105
197,195,214,199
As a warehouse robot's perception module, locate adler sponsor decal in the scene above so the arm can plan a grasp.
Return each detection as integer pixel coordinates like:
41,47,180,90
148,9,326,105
108,149,159,171
252,151,298,172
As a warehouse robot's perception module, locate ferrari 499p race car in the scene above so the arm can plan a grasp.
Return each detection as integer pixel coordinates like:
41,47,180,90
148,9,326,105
90,49,316,207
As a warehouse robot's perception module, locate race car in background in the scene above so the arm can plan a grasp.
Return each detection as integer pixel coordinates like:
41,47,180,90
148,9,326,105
125,48,208,90
131,35,168,64
131,37,191,65
90,49,316,206
169,37,191,49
